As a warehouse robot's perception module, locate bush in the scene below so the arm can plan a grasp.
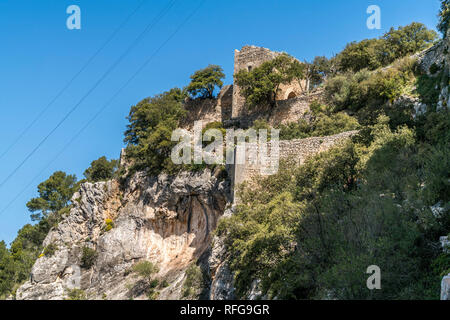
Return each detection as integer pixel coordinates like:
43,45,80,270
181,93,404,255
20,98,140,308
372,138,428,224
81,246,97,269
325,62,416,127
415,72,445,108
43,243,58,257
278,104,359,140
431,253,450,277
438,0,450,36
66,288,87,300
336,23,437,73
420,142,450,205
218,117,448,299
182,264,203,298
132,261,159,280
147,288,159,300
84,156,118,182
429,63,440,75
104,219,115,232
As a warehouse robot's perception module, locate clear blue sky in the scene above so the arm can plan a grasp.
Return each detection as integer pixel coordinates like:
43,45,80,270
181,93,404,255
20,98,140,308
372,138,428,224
0,0,441,244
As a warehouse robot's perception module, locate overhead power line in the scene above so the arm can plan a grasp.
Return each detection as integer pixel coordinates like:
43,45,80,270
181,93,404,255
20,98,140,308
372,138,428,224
0,0,147,163
0,0,178,190
0,0,205,217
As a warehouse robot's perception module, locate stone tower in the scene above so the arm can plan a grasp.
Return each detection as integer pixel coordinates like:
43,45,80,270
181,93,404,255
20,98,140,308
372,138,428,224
231,45,305,118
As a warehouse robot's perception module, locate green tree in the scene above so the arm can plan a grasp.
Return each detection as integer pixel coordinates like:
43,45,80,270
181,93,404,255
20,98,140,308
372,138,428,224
26,171,78,222
383,22,438,61
438,0,450,36
124,88,187,175
84,156,118,182
235,54,303,108
337,39,386,73
337,23,437,73
0,241,14,298
186,65,225,99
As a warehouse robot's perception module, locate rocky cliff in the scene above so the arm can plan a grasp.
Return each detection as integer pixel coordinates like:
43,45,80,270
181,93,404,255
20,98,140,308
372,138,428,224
419,32,450,300
16,168,231,300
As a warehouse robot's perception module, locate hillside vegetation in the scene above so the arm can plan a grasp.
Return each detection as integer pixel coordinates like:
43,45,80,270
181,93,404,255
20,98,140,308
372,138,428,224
217,23,449,299
0,10,448,300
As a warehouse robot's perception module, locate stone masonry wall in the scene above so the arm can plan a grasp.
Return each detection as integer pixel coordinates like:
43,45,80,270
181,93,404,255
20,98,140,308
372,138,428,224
269,90,323,125
231,45,307,122
180,85,233,130
232,130,357,200
232,46,281,118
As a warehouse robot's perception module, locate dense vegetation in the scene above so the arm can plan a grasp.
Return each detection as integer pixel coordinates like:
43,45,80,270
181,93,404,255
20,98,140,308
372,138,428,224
0,4,448,300
439,0,450,36
0,156,121,298
217,17,450,299
337,23,437,73
83,156,118,182
0,171,80,298
218,109,449,299
235,54,305,108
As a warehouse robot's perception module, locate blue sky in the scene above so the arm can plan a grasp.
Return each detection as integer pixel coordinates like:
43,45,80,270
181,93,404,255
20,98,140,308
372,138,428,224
0,0,442,244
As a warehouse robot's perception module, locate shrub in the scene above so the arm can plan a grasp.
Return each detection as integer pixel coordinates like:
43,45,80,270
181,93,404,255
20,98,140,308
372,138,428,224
147,288,159,300
66,288,87,300
336,23,437,73
149,279,159,288
104,219,115,232
278,109,359,140
182,264,203,298
84,157,118,182
325,64,416,127
415,72,444,108
132,261,159,280
431,253,450,277
43,243,58,257
438,0,450,36
160,279,169,288
429,63,440,75
81,246,97,269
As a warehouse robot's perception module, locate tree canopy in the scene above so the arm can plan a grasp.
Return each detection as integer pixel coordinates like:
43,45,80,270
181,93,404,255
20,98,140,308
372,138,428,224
235,54,304,108
26,171,78,222
186,65,225,99
84,156,118,182
0,171,79,298
124,88,187,174
439,0,450,36
337,23,437,73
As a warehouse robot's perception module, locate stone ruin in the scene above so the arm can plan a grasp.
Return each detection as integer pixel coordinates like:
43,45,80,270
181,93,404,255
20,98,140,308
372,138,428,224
179,45,355,197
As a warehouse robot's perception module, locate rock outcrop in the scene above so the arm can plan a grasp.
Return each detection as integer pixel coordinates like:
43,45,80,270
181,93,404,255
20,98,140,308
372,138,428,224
16,169,230,300
442,274,450,300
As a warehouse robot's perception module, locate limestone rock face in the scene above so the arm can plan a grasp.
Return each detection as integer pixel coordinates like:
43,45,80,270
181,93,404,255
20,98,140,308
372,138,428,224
208,235,236,300
16,169,230,300
419,31,450,111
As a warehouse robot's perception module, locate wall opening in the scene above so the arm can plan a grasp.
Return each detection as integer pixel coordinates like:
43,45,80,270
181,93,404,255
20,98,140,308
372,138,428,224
287,92,297,99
